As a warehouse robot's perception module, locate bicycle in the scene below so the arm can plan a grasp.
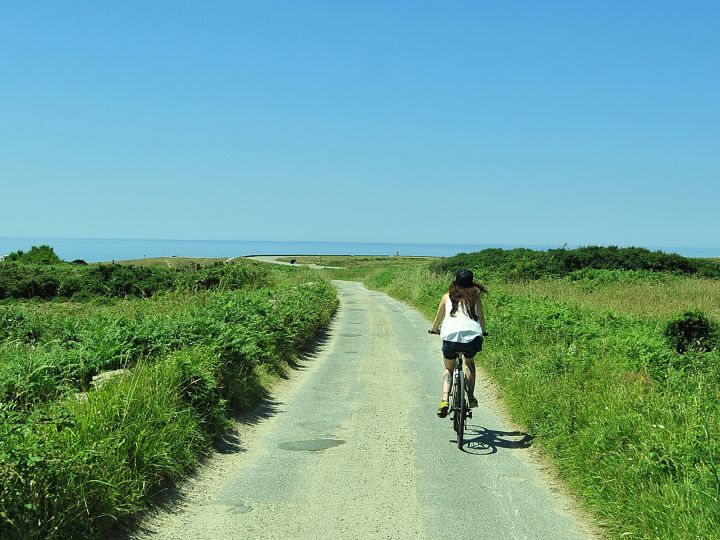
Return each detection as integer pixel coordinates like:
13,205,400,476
449,351,471,449
428,330,474,449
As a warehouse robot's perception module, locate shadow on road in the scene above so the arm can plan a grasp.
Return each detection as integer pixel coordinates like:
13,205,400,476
120,324,334,538
458,425,533,455
284,325,332,374
222,324,333,449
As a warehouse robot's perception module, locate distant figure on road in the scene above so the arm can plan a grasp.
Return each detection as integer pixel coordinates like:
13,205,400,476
290,259,296,265
429,269,488,418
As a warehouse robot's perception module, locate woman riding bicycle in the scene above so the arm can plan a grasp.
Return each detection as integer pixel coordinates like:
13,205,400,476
430,269,488,418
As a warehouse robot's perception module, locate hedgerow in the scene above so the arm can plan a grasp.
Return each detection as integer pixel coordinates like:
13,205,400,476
429,246,720,280
0,261,273,301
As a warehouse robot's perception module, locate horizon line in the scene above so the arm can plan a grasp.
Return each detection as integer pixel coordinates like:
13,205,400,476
1,236,719,253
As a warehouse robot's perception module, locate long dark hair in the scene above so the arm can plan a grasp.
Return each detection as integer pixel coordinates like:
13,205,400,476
449,281,488,320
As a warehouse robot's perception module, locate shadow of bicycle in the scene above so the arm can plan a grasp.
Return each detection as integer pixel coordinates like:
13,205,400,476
458,425,534,455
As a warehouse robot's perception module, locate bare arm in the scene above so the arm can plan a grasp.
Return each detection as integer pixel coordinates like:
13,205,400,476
431,293,448,332
476,296,487,333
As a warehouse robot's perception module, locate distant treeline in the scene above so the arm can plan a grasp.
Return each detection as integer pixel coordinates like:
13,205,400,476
0,259,272,301
430,246,720,280
2,245,63,265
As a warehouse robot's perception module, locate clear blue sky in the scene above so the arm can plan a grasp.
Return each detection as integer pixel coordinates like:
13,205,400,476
1,1,718,248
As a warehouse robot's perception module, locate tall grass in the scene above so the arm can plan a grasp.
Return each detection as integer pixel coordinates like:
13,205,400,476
0,266,337,539
502,274,720,321
0,279,336,411
1,351,214,537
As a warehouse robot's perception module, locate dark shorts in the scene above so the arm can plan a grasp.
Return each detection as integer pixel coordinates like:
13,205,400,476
442,336,484,360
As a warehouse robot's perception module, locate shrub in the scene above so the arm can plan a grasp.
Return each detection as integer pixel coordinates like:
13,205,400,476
4,245,62,265
429,246,720,281
0,261,273,301
664,311,718,354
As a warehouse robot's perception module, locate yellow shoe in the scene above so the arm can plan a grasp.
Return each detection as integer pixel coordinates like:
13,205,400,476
437,401,449,418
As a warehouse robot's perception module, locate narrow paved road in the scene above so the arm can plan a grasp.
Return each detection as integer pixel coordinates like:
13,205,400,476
134,281,597,540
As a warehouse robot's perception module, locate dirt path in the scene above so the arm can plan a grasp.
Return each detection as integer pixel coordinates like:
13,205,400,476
131,281,598,539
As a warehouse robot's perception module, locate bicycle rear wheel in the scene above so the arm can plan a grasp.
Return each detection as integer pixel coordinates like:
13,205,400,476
456,369,466,449
451,376,460,434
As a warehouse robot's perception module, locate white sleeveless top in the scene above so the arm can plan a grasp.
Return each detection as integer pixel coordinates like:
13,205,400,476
440,297,484,343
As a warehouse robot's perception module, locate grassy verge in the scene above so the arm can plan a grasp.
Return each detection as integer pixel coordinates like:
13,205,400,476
0,262,337,539
501,274,720,321
326,259,720,539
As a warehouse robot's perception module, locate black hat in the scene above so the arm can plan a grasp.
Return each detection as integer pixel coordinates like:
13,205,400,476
454,269,474,287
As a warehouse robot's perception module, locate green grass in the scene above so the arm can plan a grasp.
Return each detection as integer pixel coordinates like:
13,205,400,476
1,350,215,537
501,274,720,322
0,264,338,539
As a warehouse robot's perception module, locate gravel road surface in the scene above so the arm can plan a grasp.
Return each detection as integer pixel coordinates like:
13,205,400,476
132,280,598,540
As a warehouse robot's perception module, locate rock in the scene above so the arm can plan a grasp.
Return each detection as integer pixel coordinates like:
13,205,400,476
91,368,128,388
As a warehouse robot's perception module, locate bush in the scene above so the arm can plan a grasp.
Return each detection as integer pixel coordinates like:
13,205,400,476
0,261,273,301
664,311,718,354
0,264,61,300
4,245,62,265
430,246,720,281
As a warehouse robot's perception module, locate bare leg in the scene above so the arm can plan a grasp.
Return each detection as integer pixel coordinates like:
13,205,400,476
465,357,476,398
441,358,455,401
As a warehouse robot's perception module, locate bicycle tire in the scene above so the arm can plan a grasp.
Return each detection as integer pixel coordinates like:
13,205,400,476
451,375,460,434
457,366,466,449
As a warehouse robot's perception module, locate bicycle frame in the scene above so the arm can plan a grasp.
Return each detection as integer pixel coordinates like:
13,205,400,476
447,352,471,449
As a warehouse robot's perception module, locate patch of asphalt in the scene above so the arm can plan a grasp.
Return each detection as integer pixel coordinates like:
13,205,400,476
129,281,601,540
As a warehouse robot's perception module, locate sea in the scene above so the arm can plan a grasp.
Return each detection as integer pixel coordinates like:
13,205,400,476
0,237,718,263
